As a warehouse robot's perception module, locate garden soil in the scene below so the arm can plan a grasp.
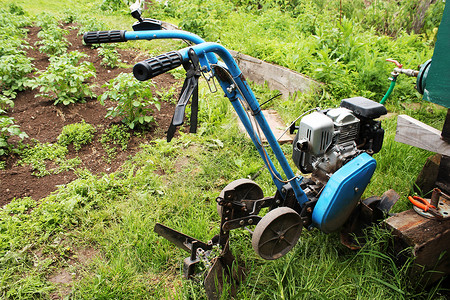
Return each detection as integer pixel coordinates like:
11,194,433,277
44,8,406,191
0,24,182,206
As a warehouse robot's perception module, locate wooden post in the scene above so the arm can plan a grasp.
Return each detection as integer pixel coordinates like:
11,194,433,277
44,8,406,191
436,109,450,193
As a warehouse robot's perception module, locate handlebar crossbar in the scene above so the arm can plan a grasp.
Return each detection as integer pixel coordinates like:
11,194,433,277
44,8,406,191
84,30,218,66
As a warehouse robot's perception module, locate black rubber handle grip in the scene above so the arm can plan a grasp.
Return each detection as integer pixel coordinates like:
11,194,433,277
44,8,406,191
133,51,183,81
83,30,127,44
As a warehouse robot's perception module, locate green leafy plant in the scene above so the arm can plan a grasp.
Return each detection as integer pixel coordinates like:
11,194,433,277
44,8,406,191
0,114,28,156
0,54,34,92
8,3,26,15
58,121,96,151
0,92,15,110
99,73,160,129
100,0,128,12
29,51,96,105
100,124,130,161
34,12,59,30
78,16,106,36
18,141,81,177
97,46,121,68
35,25,70,56
62,9,78,24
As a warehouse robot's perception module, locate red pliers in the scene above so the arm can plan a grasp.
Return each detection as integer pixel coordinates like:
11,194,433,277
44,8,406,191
408,196,442,219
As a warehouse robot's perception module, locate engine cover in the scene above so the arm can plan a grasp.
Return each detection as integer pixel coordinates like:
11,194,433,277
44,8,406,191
311,152,377,233
292,97,386,182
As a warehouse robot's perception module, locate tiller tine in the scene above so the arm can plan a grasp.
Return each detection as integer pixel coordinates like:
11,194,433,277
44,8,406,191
154,223,243,299
340,189,400,249
204,241,244,300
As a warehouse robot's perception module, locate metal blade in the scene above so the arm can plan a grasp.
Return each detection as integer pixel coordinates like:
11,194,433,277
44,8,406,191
154,223,209,253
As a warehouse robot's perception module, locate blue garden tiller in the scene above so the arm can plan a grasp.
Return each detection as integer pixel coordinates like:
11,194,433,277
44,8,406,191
84,4,398,298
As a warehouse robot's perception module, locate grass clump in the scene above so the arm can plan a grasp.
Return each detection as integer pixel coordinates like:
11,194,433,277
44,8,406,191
18,141,81,176
57,120,96,151
101,124,131,161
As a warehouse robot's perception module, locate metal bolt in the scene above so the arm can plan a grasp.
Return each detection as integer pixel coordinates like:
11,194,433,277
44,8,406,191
239,220,245,226
276,200,281,204
248,219,253,224
226,84,235,93
354,187,359,193
306,207,312,213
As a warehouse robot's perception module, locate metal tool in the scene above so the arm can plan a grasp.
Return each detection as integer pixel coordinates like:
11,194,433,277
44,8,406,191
409,195,443,219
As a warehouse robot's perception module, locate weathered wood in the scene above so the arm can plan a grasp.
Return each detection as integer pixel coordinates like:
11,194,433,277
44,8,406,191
414,154,441,194
436,155,450,194
441,109,450,143
383,208,450,285
236,110,294,144
395,114,450,156
229,50,320,99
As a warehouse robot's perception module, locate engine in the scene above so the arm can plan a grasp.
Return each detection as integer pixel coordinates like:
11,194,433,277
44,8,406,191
292,97,387,183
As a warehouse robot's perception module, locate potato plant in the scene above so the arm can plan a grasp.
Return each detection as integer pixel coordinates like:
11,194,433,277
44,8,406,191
0,114,28,156
97,45,121,68
29,51,96,105
99,73,160,129
35,25,70,56
0,54,34,93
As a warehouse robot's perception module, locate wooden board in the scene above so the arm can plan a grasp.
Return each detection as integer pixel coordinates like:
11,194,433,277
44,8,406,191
383,209,450,285
395,114,450,156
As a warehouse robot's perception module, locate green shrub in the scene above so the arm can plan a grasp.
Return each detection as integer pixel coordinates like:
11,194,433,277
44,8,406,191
29,51,96,105
58,121,96,151
99,73,160,129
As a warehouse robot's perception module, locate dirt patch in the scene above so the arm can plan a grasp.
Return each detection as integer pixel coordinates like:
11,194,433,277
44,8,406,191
0,23,182,206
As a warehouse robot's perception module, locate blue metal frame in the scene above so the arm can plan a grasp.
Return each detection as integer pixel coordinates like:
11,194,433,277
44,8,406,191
125,31,309,205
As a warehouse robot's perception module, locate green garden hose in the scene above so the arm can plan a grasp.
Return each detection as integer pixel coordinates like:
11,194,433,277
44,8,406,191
380,76,397,105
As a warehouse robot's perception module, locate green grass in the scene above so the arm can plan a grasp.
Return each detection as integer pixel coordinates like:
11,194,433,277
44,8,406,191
1,0,448,299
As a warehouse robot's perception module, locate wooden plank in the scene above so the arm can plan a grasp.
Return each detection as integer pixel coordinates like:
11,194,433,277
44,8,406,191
235,110,294,145
395,114,450,156
229,50,320,99
383,208,450,286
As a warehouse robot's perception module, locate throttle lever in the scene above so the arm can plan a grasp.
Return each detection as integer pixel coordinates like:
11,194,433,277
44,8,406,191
167,48,202,141
172,49,201,126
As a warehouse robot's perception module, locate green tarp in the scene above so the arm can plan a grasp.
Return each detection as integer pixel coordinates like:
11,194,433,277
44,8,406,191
423,2,450,108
